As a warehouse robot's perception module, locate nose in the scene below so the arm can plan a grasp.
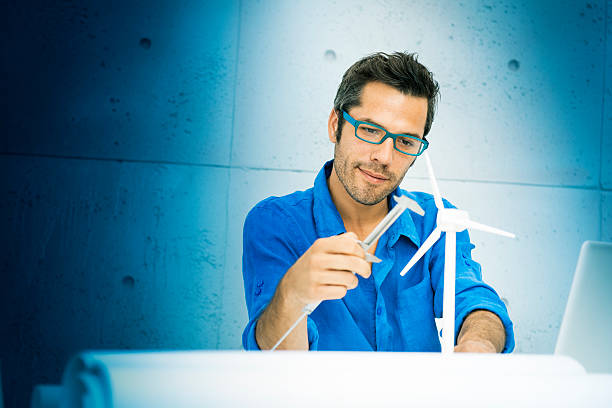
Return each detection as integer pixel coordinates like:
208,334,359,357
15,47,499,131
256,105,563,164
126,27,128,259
370,137,394,165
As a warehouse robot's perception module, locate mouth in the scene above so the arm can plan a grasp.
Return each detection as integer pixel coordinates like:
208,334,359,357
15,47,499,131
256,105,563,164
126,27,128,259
358,167,389,184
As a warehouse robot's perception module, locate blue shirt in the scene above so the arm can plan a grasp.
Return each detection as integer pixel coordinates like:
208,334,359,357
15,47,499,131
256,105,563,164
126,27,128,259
242,160,515,352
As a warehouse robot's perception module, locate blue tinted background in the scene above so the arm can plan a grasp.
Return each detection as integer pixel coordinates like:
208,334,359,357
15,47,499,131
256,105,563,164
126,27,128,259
1,0,610,406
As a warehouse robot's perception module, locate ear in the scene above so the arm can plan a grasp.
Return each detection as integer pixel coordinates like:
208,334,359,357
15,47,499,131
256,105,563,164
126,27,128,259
328,108,339,143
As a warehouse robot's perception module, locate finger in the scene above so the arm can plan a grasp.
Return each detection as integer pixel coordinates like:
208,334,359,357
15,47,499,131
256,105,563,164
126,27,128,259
318,234,365,258
317,284,349,300
315,253,371,279
343,231,358,241
316,270,359,289
351,263,372,280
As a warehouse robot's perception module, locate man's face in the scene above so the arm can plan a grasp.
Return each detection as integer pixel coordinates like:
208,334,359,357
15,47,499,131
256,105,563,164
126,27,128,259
328,81,428,206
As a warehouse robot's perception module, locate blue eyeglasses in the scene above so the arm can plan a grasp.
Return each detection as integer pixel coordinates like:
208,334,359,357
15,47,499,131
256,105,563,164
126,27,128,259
342,110,429,156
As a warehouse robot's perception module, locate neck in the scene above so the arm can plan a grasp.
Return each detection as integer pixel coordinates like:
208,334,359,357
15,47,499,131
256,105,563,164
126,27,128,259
327,164,389,240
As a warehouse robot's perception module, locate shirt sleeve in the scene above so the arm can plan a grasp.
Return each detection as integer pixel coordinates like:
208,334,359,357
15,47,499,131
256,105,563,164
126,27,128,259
430,200,515,353
241,202,320,350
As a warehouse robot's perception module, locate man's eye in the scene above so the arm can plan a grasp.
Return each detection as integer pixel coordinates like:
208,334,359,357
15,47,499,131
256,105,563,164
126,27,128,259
398,137,415,147
363,126,381,135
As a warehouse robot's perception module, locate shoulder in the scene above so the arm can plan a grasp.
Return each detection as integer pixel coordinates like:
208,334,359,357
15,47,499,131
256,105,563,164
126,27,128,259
243,188,316,257
245,188,314,228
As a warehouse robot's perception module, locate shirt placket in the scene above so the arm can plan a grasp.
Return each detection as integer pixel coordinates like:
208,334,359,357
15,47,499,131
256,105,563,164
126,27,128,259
374,234,395,351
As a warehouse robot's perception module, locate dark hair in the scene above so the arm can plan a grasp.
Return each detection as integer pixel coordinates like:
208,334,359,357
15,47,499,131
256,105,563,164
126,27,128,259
333,52,439,139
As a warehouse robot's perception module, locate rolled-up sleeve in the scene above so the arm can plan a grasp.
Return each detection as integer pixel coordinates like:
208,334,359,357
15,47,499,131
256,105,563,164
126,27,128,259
241,202,320,350
242,312,320,351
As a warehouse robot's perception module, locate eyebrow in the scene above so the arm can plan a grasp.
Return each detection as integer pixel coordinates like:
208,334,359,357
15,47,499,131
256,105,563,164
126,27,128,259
360,117,422,139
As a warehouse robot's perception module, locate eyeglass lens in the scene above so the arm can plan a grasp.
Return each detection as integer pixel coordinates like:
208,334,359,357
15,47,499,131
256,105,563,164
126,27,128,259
356,123,423,155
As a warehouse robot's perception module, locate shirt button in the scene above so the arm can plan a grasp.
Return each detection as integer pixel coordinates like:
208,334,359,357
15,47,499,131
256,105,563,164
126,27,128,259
376,307,382,316
256,279,264,288
255,287,262,296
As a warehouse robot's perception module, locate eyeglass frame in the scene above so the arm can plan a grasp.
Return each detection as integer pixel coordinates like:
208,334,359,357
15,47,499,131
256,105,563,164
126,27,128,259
341,110,429,156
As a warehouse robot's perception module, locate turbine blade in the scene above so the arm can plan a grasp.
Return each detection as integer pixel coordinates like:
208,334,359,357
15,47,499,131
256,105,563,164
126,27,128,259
424,152,444,210
400,227,442,276
466,220,516,238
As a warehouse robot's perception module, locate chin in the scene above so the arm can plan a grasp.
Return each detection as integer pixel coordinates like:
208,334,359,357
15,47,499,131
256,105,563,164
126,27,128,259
354,190,388,206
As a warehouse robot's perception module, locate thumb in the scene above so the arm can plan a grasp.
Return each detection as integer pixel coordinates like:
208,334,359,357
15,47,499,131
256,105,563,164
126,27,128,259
342,231,359,241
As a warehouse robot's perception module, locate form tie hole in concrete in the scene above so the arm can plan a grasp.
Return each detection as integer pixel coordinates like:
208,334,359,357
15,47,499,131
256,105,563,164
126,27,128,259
507,59,520,71
122,275,135,288
324,49,336,61
139,38,152,50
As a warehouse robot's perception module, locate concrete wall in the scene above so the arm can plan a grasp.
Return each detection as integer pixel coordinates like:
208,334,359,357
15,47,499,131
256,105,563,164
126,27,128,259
1,0,610,406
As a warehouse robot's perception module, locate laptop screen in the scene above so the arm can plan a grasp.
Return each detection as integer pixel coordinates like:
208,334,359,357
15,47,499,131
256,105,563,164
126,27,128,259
555,241,612,373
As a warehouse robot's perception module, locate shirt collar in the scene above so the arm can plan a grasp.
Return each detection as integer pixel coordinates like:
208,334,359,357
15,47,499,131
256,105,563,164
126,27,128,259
386,187,421,248
313,160,347,237
313,160,421,248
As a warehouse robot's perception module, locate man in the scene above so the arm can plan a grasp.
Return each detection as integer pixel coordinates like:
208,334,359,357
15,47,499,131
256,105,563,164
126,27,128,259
242,52,514,352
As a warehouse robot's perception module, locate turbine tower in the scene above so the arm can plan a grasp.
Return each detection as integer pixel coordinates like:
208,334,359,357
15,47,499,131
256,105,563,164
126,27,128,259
400,152,515,354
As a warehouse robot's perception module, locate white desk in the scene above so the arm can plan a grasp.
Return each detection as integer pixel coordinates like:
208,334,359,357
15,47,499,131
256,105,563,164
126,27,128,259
32,351,612,407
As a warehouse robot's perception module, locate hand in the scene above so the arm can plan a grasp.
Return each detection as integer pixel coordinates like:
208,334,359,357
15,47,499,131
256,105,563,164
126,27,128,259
279,232,372,307
454,339,497,353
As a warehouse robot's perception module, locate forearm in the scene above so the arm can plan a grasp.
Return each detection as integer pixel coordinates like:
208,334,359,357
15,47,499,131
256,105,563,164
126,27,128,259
456,310,506,353
255,276,309,350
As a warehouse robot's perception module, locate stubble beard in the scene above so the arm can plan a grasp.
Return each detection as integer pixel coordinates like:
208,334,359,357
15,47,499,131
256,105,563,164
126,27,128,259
333,142,404,206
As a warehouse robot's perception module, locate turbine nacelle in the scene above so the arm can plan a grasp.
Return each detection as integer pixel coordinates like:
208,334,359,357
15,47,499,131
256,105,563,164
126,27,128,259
437,209,470,232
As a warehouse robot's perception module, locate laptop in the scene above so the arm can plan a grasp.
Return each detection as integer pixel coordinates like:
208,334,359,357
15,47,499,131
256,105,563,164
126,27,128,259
555,241,612,373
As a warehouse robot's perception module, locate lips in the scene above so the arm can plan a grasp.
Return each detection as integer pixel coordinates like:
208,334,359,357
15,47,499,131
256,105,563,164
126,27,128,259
358,167,389,182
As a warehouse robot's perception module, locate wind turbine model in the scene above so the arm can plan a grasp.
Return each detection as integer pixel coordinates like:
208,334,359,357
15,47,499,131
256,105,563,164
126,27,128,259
399,152,515,354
